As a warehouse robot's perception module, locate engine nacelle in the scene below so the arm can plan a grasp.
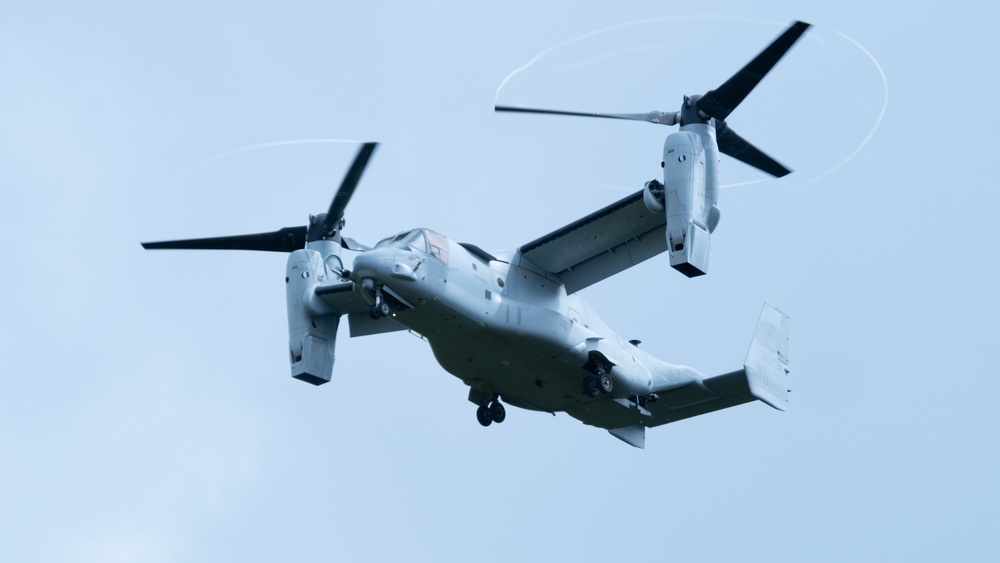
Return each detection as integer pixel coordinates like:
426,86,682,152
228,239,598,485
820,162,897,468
662,125,719,277
669,222,711,278
286,248,340,385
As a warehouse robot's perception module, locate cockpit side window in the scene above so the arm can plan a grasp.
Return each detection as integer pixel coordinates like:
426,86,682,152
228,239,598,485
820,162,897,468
426,230,449,264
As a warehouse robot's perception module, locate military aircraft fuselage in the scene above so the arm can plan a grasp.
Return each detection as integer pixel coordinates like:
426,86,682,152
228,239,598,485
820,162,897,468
343,229,703,429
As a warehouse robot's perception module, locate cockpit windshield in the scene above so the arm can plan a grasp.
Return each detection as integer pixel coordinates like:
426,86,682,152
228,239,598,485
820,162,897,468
374,229,428,253
374,228,449,263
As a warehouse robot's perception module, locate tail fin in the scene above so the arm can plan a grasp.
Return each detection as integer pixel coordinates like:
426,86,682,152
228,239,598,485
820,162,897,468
744,303,790,411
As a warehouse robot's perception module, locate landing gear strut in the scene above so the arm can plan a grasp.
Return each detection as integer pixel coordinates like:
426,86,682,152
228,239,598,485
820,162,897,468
368,287,391,319
476,396,506,427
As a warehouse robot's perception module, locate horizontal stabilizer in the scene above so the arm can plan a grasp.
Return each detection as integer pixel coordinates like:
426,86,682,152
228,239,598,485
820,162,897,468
744,303,790,410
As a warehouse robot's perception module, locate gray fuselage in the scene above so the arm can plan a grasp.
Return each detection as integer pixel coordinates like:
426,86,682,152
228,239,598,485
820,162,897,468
349,231,702,429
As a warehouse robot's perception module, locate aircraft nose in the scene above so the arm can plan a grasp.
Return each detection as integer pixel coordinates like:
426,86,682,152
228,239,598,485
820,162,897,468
350,251,381,282
350,249,421,283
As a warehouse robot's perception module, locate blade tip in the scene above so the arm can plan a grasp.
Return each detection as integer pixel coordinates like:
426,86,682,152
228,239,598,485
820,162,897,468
771,166,793,178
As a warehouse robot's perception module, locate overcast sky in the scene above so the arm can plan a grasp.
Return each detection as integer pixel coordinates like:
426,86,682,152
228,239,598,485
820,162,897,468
2,2,997,562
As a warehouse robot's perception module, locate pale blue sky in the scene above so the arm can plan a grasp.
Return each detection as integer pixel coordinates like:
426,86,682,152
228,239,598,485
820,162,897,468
2,2,997,561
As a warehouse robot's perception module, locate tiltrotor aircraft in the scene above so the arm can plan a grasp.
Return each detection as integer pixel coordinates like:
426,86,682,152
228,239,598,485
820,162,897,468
143,21,807,448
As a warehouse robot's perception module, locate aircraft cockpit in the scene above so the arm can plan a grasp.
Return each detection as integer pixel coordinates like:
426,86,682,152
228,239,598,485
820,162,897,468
374,229,449,263
375,229,428,252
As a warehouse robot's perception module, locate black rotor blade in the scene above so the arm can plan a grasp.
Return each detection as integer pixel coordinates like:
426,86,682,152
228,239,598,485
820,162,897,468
321,142,378,234
496,105,678,126
141,225,308,252
716,123,791,178
697,20,810,121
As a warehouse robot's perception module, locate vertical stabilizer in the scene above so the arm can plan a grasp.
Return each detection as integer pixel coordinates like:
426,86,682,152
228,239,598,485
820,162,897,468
744,303,790,410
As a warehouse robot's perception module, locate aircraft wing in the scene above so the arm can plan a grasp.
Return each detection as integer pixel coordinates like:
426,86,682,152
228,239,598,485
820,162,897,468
517,190,666,293
315,281,370,314
314,281,408,337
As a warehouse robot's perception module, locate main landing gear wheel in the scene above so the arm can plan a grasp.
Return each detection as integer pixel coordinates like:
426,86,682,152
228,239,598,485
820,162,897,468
476,404,493,427
597,370,613,394
489,400,506,423
476,398,506,427
583,370,613,398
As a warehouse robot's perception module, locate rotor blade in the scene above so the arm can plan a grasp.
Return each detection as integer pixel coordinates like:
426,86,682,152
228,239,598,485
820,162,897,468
697,21,810,121
716,123,791,178
141,225,308,252
322,142,378,234
496,105,678,126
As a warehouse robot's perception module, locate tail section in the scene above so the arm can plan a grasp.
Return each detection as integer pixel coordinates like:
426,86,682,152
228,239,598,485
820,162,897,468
744,303,790,410
591,303,789,448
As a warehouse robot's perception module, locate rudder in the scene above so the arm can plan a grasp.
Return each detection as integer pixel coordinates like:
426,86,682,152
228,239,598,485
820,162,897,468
744,303,790,411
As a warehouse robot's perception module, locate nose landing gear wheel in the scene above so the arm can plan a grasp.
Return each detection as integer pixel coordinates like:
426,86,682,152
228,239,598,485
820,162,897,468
368,287,391,319
368,300,391,319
